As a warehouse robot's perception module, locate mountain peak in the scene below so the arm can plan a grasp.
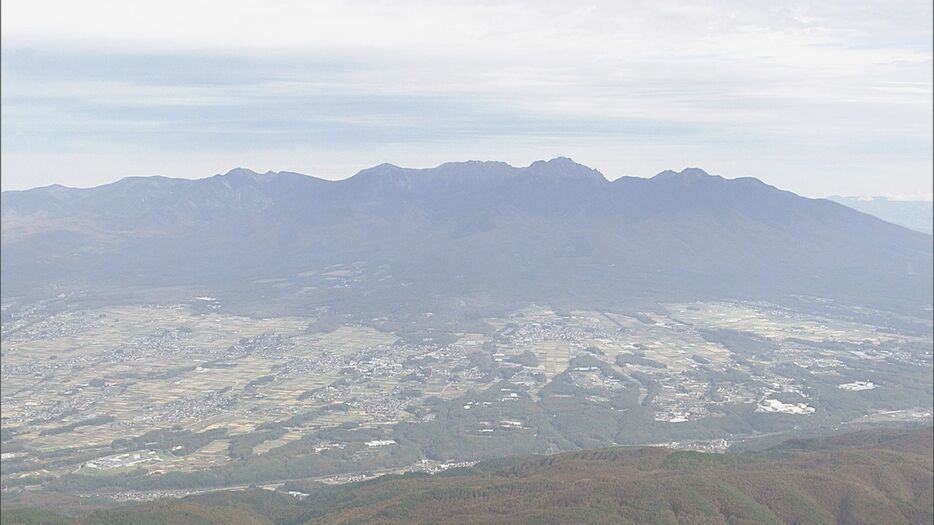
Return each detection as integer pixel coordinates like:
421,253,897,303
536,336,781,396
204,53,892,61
221,167,263,178
351,163,405,178
348,158,607,188
524,157,606,182
653,167,715,179
214,167,301,187
528,157,587,170
650,168,727,187
536,156,578,166
436,160,515,171
680,167,712,177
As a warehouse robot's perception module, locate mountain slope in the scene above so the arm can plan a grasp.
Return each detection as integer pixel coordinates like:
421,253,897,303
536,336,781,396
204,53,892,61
288,427,934,525
4,427,930,525
828,196,933,235
2,159,931,318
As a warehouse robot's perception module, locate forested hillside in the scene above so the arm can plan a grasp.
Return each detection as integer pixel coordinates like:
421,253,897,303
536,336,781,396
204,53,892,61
3,427,930,525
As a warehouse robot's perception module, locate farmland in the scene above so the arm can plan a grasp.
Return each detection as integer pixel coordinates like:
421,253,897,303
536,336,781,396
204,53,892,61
1,297,931,499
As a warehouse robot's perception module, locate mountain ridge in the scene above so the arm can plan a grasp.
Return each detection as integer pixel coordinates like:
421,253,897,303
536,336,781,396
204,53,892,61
0,159,770,195
2,158,931,320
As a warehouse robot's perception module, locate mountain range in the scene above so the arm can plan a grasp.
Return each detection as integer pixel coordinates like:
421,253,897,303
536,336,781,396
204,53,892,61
2,158,931,319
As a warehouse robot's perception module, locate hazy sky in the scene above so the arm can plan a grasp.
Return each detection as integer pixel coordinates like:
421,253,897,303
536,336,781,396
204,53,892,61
2,0,932,198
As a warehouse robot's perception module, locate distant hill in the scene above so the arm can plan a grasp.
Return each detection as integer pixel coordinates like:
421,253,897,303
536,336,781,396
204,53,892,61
828,196,933,235
2,159,931,319
4,426,931,525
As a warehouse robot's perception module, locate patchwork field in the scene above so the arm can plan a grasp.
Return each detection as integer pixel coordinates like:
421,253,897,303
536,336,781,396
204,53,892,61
1,298,931,499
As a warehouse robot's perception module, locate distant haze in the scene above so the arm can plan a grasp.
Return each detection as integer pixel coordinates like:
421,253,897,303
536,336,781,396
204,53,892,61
1,0,932,198
828,196,933,234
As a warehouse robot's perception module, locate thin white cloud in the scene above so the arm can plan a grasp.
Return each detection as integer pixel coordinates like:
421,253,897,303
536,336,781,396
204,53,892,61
1,0,931,198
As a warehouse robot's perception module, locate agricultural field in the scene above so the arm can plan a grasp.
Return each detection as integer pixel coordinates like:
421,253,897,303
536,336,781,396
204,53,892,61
1,298,931,499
